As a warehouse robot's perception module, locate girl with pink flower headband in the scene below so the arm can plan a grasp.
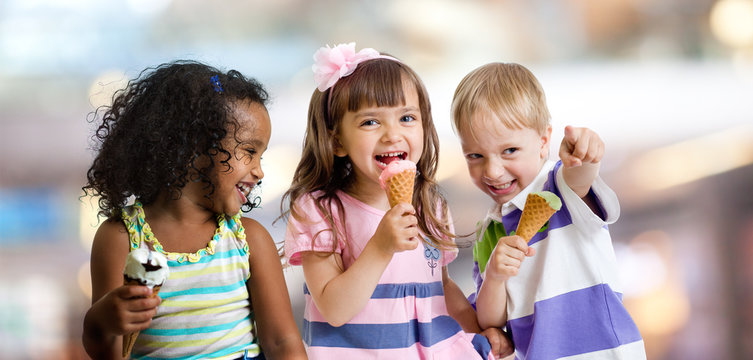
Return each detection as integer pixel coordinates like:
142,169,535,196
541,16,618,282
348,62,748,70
280,43,512,359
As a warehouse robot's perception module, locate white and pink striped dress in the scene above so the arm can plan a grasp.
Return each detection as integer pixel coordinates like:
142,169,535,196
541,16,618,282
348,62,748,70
285,191,492,360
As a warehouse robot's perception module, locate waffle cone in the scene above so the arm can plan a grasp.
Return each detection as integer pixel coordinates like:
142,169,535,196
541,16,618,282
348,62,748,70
385,169,415,208
122,278,162,358
515,193,559,241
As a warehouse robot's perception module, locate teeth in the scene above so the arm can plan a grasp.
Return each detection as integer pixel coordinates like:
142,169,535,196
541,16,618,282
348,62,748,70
491,182,512,190
237,184,251,198
377,152,405,160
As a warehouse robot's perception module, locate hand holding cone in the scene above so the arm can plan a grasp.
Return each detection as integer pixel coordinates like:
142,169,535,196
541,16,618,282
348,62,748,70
122,282,162,358
379,160,416,208
122,247,169,358
515,191,562,241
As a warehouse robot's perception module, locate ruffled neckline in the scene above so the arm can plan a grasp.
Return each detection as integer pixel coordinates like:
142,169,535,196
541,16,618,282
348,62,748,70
124,202,246,263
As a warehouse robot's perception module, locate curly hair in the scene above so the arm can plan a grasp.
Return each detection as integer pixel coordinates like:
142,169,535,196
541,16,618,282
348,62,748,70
83,60,269,219
280,57,456,251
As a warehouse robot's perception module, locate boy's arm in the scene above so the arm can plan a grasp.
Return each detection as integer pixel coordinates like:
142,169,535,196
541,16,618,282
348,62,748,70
243,218,306,359
475,274,509,329
445,267,516,358
442,266,482,333
559,126,604,214
476,235,534,330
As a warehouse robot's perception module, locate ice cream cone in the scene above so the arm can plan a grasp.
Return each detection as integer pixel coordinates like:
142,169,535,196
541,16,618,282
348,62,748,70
385,168,416,208
515,191,562,241
122,278,162,358
121,247,169,358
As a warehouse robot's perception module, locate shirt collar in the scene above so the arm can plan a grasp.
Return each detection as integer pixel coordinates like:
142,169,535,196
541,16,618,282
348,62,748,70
499,160,555,217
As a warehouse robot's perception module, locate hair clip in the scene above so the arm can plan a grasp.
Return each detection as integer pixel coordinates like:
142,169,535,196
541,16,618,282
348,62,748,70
210,75,223,93
312,42,399,92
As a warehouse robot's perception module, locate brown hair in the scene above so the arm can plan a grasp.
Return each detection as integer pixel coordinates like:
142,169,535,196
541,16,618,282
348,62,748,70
280,57,455,253
451,62,551,139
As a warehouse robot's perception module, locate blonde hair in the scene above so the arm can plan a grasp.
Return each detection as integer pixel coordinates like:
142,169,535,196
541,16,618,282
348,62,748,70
280,57,455,252
451,62,551,138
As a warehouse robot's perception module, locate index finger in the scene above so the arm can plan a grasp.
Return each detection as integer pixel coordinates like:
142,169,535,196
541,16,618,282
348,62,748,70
501,235,529,251
390,202,416,216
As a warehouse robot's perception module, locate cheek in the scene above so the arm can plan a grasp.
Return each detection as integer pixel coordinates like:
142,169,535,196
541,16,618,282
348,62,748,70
467,164,484,183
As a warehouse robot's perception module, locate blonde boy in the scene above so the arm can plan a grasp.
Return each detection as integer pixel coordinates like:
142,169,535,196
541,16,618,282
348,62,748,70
450,63,646,359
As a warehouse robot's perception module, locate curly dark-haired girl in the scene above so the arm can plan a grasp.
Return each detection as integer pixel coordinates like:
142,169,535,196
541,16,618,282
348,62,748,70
82,60,305,359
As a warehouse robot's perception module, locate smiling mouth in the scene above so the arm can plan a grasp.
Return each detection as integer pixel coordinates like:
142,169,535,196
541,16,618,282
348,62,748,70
236,182,254,199
376,152,406,167
489,181,513,191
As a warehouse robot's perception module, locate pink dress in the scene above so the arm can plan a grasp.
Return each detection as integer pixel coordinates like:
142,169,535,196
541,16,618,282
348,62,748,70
285,191,492,359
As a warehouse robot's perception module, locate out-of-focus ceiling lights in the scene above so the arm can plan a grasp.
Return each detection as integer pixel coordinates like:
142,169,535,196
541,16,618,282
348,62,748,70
630,125,753,191
710,0,753,49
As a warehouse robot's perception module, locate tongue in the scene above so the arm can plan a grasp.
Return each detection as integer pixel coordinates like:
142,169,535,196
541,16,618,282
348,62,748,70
380,155,401,165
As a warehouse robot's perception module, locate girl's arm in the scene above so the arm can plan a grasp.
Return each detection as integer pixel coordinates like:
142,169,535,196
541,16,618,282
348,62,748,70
300,202,419,327
442,266,481,333
242,218,306,359
83,219,160,359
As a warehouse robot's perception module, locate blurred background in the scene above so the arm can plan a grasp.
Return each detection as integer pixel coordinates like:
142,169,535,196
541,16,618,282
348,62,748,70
1,0,752,358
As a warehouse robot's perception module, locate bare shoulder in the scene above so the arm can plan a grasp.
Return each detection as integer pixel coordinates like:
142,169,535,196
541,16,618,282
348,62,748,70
240,216,268,234
90,218,131,300
91,218,130,258
239,217,276,252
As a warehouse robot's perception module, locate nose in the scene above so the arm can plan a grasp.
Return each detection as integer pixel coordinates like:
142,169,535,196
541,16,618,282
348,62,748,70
481,158,504,182
252,161,264,181
381,123,402,143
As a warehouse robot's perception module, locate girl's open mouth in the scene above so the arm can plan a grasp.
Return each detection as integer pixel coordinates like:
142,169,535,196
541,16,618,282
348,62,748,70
375,152,406,168
236,181,259,203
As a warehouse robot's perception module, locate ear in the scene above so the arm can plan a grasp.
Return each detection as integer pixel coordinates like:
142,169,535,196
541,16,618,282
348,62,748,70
539,125,552,159
333,135,347,157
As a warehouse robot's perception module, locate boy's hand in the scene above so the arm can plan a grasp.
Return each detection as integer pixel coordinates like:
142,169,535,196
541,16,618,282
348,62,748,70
485,235,535,282
559,126,604,168
95,284,161,335
481,327,514,359
371,202,420,254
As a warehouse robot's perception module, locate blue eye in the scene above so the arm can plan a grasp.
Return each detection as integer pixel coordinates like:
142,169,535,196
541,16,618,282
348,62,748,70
466,153,482,160
361,119,378,126
503,148,517,155
400,115,416,123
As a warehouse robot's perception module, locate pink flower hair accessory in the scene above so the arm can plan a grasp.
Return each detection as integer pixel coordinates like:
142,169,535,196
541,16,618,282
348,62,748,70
312,42,398,92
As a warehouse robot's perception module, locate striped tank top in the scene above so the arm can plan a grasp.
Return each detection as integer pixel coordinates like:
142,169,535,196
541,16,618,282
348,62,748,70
122,202,260,360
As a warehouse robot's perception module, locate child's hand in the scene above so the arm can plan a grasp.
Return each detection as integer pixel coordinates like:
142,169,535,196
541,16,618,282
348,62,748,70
371,202,420,254
480,327,514,359
559,126,604,168
95,284,161,335
485,235,535,282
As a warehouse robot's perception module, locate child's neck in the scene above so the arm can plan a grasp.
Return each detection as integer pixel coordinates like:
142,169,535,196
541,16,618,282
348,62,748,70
146,192,216,225
345,181,391,211
142,194,219,253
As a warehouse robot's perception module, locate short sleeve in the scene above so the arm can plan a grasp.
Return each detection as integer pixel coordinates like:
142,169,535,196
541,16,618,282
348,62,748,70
284,193,345,266
555,165,620,231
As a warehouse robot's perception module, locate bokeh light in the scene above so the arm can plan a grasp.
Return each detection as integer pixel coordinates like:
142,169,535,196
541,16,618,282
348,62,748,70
710,0,753,49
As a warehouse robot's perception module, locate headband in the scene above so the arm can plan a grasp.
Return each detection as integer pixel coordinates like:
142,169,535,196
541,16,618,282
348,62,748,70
312,42,399,92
